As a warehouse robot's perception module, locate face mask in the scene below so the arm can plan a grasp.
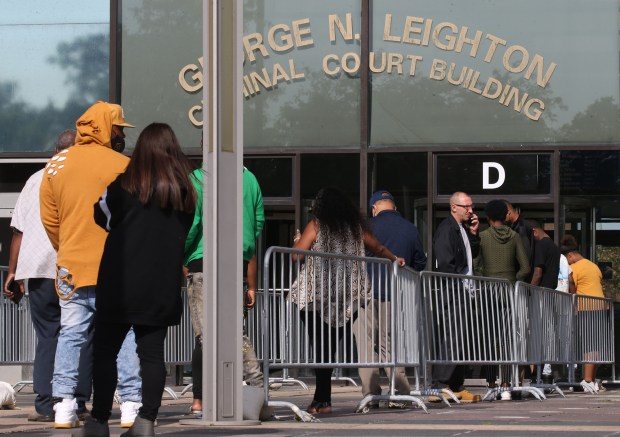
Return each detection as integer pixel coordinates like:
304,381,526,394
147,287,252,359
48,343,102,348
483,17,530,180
111,134,126,153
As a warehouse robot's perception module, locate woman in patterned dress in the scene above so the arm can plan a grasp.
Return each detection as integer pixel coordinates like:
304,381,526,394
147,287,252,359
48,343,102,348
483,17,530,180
290,187,404,414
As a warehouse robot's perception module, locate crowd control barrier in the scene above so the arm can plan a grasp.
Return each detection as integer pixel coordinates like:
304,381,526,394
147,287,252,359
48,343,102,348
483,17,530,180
420,272,545,401
0,266,192,400
246,288,309,389
514,282,615,394
261,248,617,420
1,266,36,391
573,294,615,364
391,263,459,407
261,247,427,422
568,293,615,392
515,282,572,396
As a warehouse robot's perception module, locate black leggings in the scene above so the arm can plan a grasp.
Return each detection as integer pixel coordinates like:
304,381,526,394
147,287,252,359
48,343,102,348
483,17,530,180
91,321,168,422
301,311,345,403
191,336,202,400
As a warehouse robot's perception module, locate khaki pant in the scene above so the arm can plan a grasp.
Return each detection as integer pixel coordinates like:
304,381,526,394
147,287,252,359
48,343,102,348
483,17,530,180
353,300,410,397
187,272,264,394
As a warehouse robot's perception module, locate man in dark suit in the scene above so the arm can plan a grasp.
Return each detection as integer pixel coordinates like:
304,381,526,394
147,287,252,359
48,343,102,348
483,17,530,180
430,191,481,403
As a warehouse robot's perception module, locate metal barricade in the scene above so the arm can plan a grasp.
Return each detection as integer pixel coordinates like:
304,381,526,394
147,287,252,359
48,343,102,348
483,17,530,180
246,289,309,389
515,284,615,394
262,247,426,422
1,266,37,391
514,282,571,396
0,290,36,365
392,265,457,405
573,294,615,364
164,288,193,365
567,293,615,392
0,265,192,399
161,288,194,399
420,271,544,401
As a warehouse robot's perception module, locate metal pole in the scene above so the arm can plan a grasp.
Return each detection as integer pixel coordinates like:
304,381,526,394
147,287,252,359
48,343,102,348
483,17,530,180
181,0,256,426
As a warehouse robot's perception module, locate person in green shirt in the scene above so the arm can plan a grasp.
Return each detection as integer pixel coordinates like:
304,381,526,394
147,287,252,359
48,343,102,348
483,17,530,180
183,165,265,417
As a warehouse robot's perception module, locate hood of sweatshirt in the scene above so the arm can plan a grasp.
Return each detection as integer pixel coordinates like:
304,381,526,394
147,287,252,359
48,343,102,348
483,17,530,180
74,101,133,148
487,225,515,244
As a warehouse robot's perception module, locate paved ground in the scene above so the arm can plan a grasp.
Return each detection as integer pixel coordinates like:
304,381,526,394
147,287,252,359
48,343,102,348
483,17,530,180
2,380,620,436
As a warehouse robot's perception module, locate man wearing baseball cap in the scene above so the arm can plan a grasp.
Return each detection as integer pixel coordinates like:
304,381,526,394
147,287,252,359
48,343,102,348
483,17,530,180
353,190,427,404
40,101,142,429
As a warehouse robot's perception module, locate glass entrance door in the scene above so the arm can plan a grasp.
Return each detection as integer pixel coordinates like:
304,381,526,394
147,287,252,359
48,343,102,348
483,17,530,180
256,208,295,290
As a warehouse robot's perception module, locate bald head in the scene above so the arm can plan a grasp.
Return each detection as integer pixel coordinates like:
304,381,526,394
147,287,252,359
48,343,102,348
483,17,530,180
449,191,474,224
450,192,468,206
55,129,77,153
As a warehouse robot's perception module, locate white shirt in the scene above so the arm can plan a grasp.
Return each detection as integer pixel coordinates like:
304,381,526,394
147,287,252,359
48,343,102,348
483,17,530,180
459,224,473,276
556,254,571,293
11,169,57,280
458,223,476,296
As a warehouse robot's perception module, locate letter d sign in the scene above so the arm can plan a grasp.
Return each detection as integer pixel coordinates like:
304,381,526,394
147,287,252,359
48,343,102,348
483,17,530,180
483,162,505,189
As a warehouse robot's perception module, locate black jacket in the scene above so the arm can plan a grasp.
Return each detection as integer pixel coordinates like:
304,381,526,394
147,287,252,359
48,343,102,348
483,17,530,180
94,177,193,327
511,216,535,282
432,215,480,274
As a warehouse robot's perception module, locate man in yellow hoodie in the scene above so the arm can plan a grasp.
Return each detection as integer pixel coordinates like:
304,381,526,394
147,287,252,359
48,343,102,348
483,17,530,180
40,101,142,429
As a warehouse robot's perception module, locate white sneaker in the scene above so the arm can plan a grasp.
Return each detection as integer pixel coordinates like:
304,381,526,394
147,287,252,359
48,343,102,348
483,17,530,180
500,391,512,401
53,398,79,429
595,380,607,392
120,401,142,428
580,380,597,393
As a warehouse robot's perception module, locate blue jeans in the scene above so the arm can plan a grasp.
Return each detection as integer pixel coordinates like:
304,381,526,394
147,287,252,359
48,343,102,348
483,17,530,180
52,286,141,402
28,279,91,415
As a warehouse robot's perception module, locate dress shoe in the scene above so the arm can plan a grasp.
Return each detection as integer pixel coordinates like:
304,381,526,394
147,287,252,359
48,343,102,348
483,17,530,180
27,413,54,422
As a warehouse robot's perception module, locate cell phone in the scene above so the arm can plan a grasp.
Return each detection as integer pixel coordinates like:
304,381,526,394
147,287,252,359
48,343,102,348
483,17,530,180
7,278,23,305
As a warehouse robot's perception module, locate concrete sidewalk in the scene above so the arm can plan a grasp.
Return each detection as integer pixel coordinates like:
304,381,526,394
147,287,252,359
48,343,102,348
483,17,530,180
2,381,620,436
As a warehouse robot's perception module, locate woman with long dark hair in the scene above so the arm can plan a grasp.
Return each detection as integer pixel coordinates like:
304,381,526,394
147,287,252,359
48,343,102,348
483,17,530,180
84,123,196,436
290,187,404,414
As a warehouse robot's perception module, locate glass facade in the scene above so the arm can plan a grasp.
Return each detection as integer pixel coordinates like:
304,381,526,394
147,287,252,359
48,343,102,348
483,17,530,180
244,156,293,198
560,150,620,298
120,0,203,150
119,0,362,151
0,0,110,152
114,0,620,150
244,0,361,149
560,151,620,196
301,153,359,199
370,0,620,146
1,0,619,152
1,0,620,299
368,152,427,220
436,154,551,196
